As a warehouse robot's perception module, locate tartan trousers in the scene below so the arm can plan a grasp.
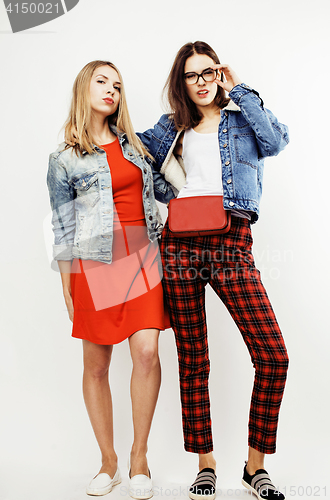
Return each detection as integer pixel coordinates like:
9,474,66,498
160,217,289,454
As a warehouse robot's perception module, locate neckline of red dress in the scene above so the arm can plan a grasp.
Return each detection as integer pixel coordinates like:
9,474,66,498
100,137,118,148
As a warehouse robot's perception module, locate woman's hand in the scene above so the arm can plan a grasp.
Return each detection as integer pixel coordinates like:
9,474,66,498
63,288,74,323
59,261,74,323
211,64,243,93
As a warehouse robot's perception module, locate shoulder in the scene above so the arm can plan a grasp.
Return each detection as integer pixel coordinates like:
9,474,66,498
49,142,74,162
149,114,178,150
49,143,87,168
222,100,249,127
155,114,177,134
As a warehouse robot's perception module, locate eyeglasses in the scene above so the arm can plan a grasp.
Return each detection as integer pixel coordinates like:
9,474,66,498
184,67,218,85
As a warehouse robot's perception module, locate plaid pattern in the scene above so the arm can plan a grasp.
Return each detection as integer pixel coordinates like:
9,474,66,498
160,217,289,454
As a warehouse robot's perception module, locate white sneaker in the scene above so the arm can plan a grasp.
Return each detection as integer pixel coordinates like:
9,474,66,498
86,468,121,496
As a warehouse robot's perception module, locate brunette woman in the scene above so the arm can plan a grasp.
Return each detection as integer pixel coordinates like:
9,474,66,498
139,42,289,500
47,60,173,498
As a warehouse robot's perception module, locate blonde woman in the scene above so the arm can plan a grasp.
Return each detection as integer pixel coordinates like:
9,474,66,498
47,60,173,498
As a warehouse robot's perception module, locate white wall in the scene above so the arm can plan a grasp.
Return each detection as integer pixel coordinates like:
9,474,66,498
0,0,329,499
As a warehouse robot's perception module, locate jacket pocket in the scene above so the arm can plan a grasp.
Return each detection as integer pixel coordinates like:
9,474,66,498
72,171,99,191
72,172,100,207
233,133,259,169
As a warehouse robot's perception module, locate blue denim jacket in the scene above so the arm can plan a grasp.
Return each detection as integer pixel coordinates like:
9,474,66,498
47,126,175,264
138,83,289,223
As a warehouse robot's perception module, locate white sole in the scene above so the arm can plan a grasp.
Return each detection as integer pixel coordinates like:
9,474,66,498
129,491,153,500
241,479,262,500
189,492,216,500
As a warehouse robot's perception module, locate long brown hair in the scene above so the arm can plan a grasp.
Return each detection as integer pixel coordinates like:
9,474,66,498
163,41,230,130
64,60,151,158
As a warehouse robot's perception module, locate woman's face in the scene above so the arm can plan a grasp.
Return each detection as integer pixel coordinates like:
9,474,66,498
89,65,121,118
184,53,218,110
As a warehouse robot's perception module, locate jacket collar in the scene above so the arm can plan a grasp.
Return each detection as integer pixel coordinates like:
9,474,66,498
81,124,126,155
109,124,126,142
223,100,240,112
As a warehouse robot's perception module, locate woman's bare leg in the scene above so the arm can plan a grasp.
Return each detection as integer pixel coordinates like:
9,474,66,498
246,447,265,474
198,452,216,471
82,339,118,478
128,328,161,477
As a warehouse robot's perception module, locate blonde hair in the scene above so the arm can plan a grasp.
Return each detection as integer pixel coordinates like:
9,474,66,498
64,60,151,158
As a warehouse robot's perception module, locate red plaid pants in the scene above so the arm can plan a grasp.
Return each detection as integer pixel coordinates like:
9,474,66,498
160,217,289,454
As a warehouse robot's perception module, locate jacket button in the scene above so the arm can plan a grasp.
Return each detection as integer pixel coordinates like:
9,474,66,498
229,201,234,206
146,191,150,196
149,215,153,221
225,161,230,166
223,129,227,133
227,179,232,184
144,168,147,174
223,143,227,148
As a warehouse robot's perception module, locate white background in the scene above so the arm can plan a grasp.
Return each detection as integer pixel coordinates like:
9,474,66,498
0,0,329,499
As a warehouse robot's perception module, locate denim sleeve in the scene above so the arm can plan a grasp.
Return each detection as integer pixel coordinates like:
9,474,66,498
137,114,170,171
137,127,153,154
47,154,75,261
229,84,289,158
149,160,176,204
138,117,177,204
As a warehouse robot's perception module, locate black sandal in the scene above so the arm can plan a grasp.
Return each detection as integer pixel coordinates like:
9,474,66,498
189,468,217,500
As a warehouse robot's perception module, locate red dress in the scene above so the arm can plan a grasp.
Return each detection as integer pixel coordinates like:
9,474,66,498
70,138,170,345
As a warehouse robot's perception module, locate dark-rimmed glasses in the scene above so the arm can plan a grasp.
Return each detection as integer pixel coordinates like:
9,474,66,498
184,67,218,85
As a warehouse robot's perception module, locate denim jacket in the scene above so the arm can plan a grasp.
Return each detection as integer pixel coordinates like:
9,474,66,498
138,83,289,223
47,126,175,264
